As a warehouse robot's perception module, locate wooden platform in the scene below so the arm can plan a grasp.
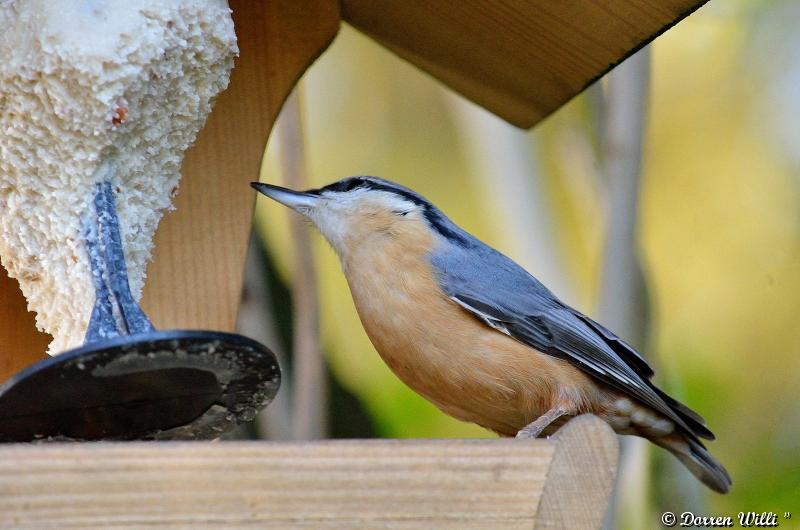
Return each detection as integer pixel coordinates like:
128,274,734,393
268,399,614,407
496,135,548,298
0,415,618,529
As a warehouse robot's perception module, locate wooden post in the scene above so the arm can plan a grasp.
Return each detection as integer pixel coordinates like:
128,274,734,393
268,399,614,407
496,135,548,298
535,415,620,528
0,415,618,529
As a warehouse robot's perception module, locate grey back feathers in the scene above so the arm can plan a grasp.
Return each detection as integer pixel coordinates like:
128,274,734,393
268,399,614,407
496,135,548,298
429,213,715,444
323,176,715,444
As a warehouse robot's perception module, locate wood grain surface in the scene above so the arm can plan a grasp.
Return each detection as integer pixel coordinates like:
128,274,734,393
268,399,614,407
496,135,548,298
0,268,49,383
535,414,620,528
342,0,707,128
0,415,618,529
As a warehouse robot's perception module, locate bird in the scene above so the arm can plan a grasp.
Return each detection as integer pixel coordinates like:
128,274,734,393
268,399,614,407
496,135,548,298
251,176,731,493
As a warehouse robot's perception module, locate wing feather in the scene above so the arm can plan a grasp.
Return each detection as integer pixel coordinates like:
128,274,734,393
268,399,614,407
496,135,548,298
430,236,714,440
432,242,714,441
450,292,713,441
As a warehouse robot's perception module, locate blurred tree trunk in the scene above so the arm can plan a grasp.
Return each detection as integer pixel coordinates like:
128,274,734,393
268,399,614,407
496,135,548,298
597,47,653,530
277,87,327,440
445,96,576,305
598,47,706,528
238,235,293,440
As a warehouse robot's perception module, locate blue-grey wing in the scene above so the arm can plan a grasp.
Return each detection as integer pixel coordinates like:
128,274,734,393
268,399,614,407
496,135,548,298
431,242,713,441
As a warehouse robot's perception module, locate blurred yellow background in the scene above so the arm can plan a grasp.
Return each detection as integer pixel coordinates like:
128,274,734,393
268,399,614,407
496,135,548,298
254,0,799,521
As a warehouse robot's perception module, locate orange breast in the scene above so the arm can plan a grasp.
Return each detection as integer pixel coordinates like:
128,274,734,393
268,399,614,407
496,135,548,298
341,221,603,436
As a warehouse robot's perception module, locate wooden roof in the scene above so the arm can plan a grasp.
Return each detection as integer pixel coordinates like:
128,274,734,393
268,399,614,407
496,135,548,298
343,0,708,127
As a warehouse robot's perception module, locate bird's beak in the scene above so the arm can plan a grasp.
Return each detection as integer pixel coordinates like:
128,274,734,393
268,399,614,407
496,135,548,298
251,182,320,213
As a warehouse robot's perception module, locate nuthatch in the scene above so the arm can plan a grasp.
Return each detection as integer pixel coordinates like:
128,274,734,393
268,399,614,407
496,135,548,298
252,176,731,493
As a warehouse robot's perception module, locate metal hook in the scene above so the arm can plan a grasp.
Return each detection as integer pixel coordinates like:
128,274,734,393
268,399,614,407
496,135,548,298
84,180,155,342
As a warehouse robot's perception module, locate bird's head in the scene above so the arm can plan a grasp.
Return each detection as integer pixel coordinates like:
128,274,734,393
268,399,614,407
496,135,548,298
252,176,469,257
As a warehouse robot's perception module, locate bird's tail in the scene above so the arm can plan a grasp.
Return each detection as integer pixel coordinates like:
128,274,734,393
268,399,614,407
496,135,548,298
653,433,732,494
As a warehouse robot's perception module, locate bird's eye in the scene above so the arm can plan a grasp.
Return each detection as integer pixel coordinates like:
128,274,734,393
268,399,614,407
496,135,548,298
393,209,411,216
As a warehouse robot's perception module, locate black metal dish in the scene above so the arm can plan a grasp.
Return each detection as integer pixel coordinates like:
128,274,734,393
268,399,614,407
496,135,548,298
0,181,281,442
0,330,280,442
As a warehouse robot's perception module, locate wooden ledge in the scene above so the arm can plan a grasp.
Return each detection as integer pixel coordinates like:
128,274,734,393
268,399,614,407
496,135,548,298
0,415,618,529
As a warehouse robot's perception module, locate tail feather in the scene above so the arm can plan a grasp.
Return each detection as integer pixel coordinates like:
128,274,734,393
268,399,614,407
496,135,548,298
654,434,732,494
651,385,715,440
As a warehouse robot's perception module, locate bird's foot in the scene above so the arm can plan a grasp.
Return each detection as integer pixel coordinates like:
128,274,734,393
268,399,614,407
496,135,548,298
515,407,568,439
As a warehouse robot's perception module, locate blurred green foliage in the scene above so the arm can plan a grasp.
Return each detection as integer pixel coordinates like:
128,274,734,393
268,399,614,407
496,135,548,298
255,0,799,522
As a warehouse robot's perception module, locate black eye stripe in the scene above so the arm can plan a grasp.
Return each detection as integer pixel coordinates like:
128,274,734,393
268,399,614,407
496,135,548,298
355,182,426,208
319,177,367,193
315,177,473,246
344,179,365,192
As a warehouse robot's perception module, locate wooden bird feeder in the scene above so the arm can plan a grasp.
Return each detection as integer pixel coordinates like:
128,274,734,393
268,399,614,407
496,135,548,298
0,0,706,527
